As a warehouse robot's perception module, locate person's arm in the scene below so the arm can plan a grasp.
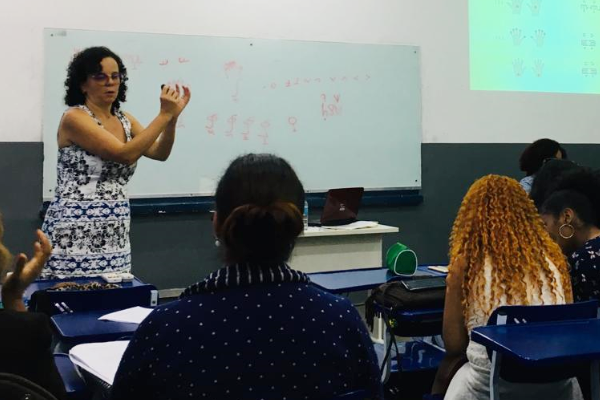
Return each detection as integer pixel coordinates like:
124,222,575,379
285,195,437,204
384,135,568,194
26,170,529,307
61,86,190,165
1,230,52,311
127,85,191,161
431,256,469,395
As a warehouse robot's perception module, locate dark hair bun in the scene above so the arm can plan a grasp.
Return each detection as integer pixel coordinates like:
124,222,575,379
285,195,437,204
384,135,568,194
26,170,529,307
220,201,303,264
542,168,600,227
553,168,600,203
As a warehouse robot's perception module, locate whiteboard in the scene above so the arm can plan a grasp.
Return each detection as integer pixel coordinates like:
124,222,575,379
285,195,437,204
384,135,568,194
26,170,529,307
43,29,422,199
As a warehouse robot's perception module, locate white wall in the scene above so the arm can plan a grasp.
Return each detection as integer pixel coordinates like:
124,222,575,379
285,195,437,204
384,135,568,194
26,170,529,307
1,0,599,143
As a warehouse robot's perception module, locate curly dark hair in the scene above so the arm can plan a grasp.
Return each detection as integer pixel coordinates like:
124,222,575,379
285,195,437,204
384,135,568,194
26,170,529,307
530,159,581,210
519,138,567,176
64,46,128,114
541,168,600,228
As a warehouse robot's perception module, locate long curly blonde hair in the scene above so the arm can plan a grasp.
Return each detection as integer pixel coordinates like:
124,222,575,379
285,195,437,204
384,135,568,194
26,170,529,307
449,175,572,324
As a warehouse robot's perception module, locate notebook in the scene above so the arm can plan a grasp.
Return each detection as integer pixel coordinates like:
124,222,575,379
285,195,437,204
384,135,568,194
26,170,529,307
69,340,129,385
98,306,153,324
319,187,365,226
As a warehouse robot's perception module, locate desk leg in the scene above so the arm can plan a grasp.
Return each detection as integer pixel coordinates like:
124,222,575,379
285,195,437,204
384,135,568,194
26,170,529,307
591,360,600,400
380,314,392,384
365,289,385,344
371,314,384,344
490,351,502,400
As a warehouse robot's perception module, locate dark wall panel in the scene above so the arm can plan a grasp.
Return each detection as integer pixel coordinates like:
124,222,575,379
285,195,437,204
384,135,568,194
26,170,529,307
1,142,598,289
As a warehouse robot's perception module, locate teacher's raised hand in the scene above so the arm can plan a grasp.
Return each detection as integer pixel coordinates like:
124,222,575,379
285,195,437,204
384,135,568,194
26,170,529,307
160,84,191,119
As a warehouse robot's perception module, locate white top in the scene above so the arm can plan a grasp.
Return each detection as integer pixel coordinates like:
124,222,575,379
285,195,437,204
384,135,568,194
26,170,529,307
465,257,567,370
445,257,582,400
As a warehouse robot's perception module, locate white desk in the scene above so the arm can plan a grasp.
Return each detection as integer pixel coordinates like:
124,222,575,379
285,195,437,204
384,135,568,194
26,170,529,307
289,224,399,273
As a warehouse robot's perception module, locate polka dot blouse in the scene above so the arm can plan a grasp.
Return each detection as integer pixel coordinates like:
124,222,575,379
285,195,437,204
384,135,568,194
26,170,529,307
110,263,383,400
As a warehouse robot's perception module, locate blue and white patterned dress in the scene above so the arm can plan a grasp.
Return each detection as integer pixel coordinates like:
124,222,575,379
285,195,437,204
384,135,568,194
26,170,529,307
41,105,137,279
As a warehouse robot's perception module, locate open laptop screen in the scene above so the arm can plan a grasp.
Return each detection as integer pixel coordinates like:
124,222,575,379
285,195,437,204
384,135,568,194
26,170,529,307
320,187,364,226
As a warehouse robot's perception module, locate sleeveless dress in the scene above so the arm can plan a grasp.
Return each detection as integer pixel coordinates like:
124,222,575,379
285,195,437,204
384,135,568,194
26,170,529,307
41,105,137,279
445,258,583,400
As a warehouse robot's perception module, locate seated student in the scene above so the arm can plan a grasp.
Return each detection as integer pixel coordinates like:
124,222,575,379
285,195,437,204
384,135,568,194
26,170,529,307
540,168,600,302
110,153,382,400
431,175,582,400
519,138,567,194
0,214,67,399
529,158,580,210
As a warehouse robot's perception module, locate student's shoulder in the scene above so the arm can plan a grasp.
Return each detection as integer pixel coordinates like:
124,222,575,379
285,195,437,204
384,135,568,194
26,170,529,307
0,310,52,346
146,294,220,321
0,309,50,326
301,284,357,311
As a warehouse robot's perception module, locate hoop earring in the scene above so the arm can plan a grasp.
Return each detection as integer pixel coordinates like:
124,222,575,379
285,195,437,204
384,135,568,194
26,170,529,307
559,223,575,239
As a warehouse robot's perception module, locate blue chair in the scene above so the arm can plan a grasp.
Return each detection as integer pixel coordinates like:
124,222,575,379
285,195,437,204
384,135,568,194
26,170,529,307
485,300,599,400
54,354,90,400
375,302,445,383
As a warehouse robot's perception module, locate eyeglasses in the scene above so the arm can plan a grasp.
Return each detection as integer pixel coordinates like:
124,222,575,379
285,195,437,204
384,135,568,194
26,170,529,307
90,72,123,83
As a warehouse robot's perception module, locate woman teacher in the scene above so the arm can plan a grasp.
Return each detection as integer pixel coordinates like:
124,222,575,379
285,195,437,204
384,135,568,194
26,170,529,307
42,46,191,278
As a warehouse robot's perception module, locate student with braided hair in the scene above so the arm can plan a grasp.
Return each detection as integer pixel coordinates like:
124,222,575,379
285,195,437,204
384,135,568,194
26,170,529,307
432,175,582,400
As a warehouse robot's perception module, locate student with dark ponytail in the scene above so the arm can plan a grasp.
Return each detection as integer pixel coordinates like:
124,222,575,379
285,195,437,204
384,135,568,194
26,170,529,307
540,168,600,302
111,153,382,400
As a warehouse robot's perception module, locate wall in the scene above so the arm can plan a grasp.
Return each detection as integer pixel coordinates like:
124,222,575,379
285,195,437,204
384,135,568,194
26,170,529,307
1,0,599,144
1,0,599,288
3,143,599,289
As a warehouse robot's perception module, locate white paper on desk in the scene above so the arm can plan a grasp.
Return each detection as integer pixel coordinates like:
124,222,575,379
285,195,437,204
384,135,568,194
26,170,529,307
98,306,153,324
321,221,379,230
69,340,129,385
303,226,322,233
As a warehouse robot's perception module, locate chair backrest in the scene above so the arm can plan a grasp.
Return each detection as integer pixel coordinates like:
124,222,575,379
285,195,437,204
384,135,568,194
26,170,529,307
487,300,598,327
0,373,59,400
486,300,598,383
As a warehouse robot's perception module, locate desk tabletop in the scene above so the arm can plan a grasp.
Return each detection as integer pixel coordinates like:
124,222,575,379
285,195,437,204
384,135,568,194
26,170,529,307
472,318,600,366
299,224,399,238
23,277,146,300
52,309,141,343
308,265,446,293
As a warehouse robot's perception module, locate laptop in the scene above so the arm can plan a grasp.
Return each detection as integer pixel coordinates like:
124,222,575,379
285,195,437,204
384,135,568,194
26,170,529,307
318,187,364,226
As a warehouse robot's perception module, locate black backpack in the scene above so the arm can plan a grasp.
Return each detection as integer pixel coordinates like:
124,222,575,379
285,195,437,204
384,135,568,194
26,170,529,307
365,276,446,333
365,276,446,377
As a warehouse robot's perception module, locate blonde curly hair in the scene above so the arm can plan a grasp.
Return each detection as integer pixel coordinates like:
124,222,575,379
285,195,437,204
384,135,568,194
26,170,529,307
449,175,572,324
